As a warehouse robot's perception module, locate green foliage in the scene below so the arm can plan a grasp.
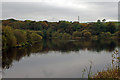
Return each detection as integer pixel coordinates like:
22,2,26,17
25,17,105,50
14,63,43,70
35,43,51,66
102,19,106,22
2,19,119,49
83,31,92,38
47,28,53,37
106,22,116,34
91,35,98,41
114,31,120,39
52,32,62,38
72,31,82,37
2,26,17,48
2,35,7,49
100,32,112,39
13,29,27,45
26,30,32,43
42,29,47,38
30,33,42,44
62,33,71,39
2,26,43,49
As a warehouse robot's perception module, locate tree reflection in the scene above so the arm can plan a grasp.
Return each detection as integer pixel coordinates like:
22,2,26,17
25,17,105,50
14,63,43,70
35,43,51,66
2,39,120,69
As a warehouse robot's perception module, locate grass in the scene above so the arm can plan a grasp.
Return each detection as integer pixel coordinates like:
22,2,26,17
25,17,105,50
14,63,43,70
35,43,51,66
82,50,120,79
92,50,120,79
93,68,120,79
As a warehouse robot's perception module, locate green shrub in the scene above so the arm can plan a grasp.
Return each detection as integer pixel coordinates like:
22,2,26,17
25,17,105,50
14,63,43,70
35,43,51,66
72,31,82,37
2,26,17,48
91,35,98,41
13,29,27,45
83,32,92,38
62,33,71,39
30,33,42,43
100,32,111,39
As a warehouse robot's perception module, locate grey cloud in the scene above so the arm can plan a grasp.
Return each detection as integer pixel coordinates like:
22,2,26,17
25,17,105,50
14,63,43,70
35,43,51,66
2,1,118,22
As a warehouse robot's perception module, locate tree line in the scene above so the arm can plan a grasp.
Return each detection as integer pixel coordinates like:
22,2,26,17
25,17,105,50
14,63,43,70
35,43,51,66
2,18,120,49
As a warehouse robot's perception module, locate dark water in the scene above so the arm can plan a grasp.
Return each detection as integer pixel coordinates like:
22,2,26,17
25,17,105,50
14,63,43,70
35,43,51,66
2,39,120,78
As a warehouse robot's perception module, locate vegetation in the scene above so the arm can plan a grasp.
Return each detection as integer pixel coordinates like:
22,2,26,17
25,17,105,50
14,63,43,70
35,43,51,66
2,18,120,49
81,50,120,79
30,32,42,44
93,68,120,79
3,39,120,69
2,26,42,49
93,50,120,79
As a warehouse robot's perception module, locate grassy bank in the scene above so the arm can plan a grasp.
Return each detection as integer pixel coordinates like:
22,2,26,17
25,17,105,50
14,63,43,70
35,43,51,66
93,68,120,79
93,50,120,79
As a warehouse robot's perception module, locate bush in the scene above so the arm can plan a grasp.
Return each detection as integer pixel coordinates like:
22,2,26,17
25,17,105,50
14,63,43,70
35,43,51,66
62,33,71,39
91,35,98,41
30,33,42,43
72,31,82,37
52,32,62,38
83,32,91,38
2,26,17,48
13,29,27,45
114,31,120,39
100,32,111,39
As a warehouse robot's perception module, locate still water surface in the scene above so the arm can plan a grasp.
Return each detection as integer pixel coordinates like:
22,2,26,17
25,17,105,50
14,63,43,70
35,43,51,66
2,39,119,78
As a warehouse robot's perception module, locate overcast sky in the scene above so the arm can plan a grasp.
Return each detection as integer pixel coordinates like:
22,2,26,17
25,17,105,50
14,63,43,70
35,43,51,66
1,0,119,22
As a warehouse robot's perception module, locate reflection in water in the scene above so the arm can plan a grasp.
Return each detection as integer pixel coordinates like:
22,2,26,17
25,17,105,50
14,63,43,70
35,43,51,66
3,39,119,69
